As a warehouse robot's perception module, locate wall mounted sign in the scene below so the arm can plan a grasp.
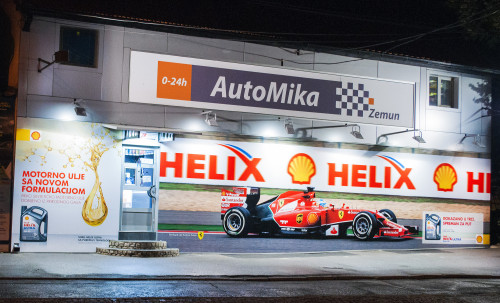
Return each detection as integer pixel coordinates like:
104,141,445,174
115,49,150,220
12,118,122,252
129,51,415,127
159,138,490,201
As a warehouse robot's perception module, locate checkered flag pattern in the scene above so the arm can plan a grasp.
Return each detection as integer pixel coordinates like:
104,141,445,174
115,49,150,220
334,82,372,117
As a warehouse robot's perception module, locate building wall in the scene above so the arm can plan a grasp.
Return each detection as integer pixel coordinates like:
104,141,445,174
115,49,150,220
18,17,492,153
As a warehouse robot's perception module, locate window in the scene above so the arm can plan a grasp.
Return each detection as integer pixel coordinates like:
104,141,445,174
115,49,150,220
59,27,98,68
429,75,458,108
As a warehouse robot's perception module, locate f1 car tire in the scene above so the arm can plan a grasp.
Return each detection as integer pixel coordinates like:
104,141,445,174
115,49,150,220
352,211,378,240
379,209,397,223
223,207,251,237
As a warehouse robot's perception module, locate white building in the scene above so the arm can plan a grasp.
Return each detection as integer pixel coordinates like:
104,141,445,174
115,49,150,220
7,3,496,252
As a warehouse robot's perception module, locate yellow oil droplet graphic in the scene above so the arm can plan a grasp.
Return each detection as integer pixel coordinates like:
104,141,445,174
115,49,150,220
82,142,108,226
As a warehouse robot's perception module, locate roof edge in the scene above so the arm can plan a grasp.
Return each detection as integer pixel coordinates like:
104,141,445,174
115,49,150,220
21,7,500,77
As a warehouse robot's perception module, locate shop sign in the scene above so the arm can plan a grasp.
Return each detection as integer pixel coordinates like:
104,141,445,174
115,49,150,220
159,138,490,201
129,51,415,127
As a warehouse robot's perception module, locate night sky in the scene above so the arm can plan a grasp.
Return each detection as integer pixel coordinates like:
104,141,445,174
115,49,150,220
18,0,500,70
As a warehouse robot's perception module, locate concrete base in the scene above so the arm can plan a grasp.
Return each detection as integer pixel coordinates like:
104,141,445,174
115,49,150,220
96,240,179,257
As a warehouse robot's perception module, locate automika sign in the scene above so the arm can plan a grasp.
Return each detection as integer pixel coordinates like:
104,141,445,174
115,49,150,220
129,51,415,127
159,138,490,201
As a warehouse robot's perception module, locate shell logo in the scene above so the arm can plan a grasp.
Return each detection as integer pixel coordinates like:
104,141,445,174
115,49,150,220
24,216,29,220
476,235,483,244
307,212,319,225
287,153,316,185
433,163,458,192
31,131,41,141
296,213,303,224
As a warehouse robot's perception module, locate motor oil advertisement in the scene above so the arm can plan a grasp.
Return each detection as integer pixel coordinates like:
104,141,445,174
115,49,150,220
158,138,490,201
156,138,490,253
422,212,484,245
11,118,122,252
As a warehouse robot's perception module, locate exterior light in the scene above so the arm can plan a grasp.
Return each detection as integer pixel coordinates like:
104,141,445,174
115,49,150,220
285,119,295,134
38,50,69,72
459,134,485,148
351,125,363,139
74,99,87,116
412,130,426,143
202,111,218,127
376,129,425,145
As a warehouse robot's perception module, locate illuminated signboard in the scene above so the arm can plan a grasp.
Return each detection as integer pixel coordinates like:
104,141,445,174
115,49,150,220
129,51,415,127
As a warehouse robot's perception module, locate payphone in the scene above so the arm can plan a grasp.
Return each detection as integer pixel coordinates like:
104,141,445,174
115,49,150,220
119,147,159,240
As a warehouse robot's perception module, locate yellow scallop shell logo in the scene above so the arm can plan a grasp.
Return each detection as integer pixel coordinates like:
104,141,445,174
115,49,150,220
287,153,316,185
31,131,41,141
476,235,483,244
433,163,458,192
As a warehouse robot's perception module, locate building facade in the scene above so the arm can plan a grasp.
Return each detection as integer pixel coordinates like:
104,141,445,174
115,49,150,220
4,12,495,252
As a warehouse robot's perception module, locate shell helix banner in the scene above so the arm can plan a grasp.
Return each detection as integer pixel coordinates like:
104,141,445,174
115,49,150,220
12,118,122,252
129,51,415,127
159,138,490,201
158,138,489,251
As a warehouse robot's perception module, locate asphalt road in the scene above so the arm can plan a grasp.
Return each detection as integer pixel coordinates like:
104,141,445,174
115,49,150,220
157,231,482,253
1,278,499,302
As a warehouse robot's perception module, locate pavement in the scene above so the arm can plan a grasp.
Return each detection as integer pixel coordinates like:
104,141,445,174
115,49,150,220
1,246,500,302
1,246,499,281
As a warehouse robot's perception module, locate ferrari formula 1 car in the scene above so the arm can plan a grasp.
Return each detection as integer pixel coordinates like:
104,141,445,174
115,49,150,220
221,187,418,240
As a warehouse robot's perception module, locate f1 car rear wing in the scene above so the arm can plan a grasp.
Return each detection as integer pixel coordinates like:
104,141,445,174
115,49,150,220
221,187,260,218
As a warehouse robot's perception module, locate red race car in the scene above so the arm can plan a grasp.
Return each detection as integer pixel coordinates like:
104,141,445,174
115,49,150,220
221,187,418,240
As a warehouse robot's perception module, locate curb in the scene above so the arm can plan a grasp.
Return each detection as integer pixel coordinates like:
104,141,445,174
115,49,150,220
1,274,499,282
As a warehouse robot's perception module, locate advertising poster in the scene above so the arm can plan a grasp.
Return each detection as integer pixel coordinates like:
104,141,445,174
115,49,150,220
11,118,122,252
157,138,490,252
422,212,484,245
158,138,490,200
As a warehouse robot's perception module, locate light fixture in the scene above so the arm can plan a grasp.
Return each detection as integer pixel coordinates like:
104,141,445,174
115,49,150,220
350,125,363,139
285,119,295,134
376,129,426,145
202,111,218,126
412,130,426,143
38,50,69,72
459,134,485,148
295,123,360,139
73,99,87,116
